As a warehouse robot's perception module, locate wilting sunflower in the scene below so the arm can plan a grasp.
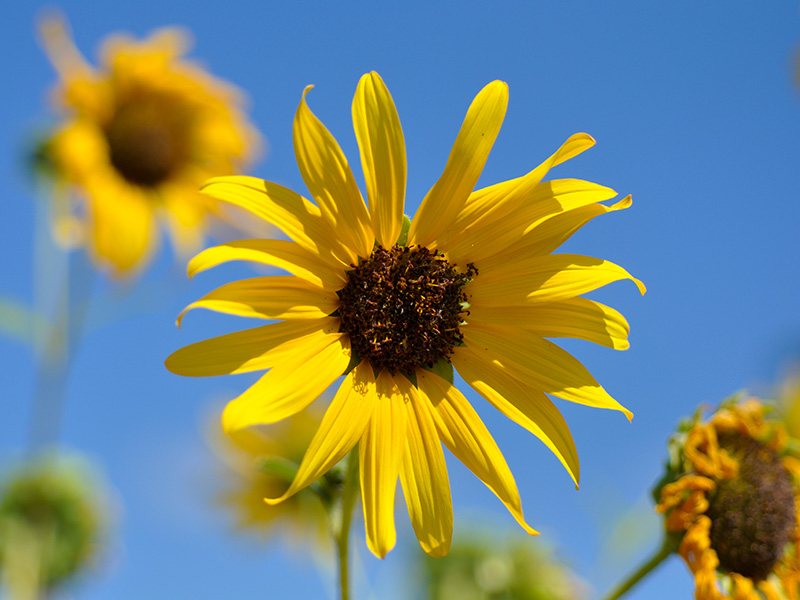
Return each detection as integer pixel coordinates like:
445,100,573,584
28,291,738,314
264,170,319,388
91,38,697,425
38,15,261,276
655,398,800,599
167,72,644,558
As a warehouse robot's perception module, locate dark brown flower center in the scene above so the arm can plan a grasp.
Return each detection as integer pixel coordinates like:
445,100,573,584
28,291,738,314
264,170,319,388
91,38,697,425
337,245,475,376
706,433,796,581
105,97,190,187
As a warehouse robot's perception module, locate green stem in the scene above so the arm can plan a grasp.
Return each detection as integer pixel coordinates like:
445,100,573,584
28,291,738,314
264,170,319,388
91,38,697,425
599,536,676,600
336,450,359,600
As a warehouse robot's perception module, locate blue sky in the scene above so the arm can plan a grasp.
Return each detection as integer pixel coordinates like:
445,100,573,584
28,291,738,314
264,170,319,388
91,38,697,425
2,1,800,598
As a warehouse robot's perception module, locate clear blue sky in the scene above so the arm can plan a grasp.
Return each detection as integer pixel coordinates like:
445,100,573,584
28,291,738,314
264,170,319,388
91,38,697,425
2,2,800,598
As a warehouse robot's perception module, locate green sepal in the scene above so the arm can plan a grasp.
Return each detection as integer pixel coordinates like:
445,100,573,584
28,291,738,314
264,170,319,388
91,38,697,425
396,215,411,246
423,358,454,384
342,350,361,377
256,456,300,484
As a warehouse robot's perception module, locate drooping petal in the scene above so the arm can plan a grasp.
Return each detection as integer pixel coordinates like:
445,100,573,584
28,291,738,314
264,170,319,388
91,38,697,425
451,346,582,485
469,297,630,350
444,178,617,264
265,362,376,505
165,318,338,376
294,86,374,258
462,323,633,420
400,380,453,557
221,333,350,431
200,176,354,267
408,81,508,247
176,276,339,324
352,71,407,247
417,369,538,534
187,238,346,291
469,253,646,307
360,370,408,558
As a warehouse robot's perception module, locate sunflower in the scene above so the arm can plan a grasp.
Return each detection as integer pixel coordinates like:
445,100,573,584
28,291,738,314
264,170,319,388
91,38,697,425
38,15,261,276
167,72,644,558
655,398,800,599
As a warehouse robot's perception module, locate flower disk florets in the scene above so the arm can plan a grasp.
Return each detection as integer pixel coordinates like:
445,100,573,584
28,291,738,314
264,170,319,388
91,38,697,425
337,245,476,376
707,433,796,581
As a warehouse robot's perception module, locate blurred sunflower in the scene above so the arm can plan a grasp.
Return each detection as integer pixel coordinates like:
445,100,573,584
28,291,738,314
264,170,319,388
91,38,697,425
167,71,644,558
210,408,328,545
655,398,800,599
38,15,261,276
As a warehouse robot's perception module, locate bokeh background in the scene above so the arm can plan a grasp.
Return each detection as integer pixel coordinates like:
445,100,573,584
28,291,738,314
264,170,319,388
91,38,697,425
2,1,799,598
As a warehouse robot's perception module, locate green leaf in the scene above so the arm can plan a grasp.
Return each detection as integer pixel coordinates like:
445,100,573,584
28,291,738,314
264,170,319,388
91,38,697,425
423,358,454,384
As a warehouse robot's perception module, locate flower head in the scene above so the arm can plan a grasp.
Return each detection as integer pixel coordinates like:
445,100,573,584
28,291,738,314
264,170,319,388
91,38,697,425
0,454,108,594
167,72,644,558
38,15,262,276
655,398,800,599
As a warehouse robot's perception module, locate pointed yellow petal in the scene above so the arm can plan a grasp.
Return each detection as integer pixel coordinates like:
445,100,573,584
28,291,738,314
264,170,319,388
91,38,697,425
478,195,632,267
187,238,346,291
469,297,630,351
360,371,408,558
462,323,632,421
469,254,646,307
176,276,339,325
451,346,581,485
201,176,353,267
265,363,376,505
417,370,538,534
221,333,350,431
444,178,617,264
166,319,338,376
294,86,374,258
408,81,508,247
400,380,453,557
352,72,407,247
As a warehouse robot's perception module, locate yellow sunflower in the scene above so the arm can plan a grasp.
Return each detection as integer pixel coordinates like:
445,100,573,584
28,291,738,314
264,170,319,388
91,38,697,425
38,15,261,276
656,398,800,599
167,72,644,558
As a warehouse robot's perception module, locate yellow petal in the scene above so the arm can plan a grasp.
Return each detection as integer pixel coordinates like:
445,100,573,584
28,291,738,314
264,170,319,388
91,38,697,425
452,346,582,484
89,180,156,276
454,133,596,232
360,371,408,558
201,176,353,267
408,81,508,247
188,238,346,291
221,333,350,431
400,380,453,557
469,253,646,307
176,276,339,325
444,178,617,264
294,86,374,258
469,297,630,351
462,323,632,420
265,363,376,505
417,369,538,534
352,72,407,247
165,318,337,377
479,195,632,267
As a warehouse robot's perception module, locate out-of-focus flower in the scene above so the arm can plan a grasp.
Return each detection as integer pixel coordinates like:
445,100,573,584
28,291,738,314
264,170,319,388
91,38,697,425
209,408,329,545
778,374,800,441
416,528,586,600
0,454,108,596
37,14,262,276
167,71,644,558
654,397,800,599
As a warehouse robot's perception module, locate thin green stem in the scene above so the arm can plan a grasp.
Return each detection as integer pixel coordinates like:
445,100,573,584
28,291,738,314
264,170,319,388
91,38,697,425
336,450,359,600
599,536,676,600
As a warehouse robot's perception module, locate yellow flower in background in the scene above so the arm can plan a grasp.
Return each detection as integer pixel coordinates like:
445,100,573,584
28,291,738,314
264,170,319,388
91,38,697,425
655,398,800,599
210,408,328,544
167,72,644,558
38,15,262,276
